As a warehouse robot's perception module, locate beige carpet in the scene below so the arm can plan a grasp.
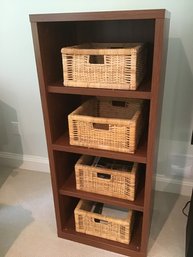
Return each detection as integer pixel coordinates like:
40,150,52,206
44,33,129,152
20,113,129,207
0,167,189,257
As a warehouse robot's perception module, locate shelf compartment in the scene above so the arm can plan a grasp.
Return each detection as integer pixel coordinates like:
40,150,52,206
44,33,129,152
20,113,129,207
59,172,144,212
30,9,169,257
48,80,151,99
52,132,147,164
60,212,143,257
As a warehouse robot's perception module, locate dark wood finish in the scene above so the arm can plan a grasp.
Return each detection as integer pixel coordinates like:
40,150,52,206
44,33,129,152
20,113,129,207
30,9,169,257
141,18,170,253
52,132,147,164
60,211,143,257
30,22,65,232
47,94,81,142
31,18,155,86
48,80,151,99
30,9,168,22
53,151,79,187
59,172,145,212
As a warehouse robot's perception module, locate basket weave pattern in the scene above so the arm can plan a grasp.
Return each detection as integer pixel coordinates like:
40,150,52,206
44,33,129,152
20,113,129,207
74,200,134,244
75,155,138,201
68,97,143,153
61,43,147,90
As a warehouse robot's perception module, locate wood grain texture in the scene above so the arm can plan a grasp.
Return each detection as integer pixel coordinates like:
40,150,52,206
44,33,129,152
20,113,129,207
48,80,151,99
30,9,167,22
30,9,169,257
141,18,169,253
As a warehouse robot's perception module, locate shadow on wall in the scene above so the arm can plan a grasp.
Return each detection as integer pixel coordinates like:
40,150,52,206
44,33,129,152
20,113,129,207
150,37,193,248
0,100,23,187
157,37,193,194
0,204,34,257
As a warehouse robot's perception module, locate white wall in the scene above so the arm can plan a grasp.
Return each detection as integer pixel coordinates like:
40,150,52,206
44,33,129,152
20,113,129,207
0,1,193,192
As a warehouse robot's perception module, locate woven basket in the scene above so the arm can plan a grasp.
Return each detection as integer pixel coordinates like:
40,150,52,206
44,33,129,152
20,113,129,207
75,155,138,201
74,199,134,244
61,43,147,90
68,97,144,153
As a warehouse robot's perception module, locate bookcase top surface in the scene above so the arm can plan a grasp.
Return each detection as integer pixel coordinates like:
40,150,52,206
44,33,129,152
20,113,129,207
30,9,169,22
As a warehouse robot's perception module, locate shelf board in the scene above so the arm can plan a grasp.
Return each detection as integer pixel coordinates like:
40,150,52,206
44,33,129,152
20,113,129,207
52,132,147,164
47,81,151,99
60,213,143,257
59,173,144,212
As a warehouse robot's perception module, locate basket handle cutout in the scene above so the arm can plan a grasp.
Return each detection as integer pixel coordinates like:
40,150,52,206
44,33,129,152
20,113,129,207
97,173,111,180
112,100,126,107
93,123,109,130
94,218,108,225
89,55,104,64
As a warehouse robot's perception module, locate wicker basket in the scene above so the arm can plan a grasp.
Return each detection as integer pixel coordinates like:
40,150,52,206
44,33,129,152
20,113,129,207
61,43,147,90
74,199,134,244
68,97,144,153
75,155,138,201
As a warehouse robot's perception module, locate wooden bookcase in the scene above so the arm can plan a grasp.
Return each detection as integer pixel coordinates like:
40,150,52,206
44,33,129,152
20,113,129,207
30,9,169,257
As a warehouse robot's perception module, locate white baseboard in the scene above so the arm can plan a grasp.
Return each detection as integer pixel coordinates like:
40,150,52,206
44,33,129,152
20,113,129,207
0,152,50,173
0,152,192,195
155,174,193,196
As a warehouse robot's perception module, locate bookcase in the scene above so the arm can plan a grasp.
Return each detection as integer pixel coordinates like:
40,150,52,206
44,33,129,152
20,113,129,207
30,9,169,257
